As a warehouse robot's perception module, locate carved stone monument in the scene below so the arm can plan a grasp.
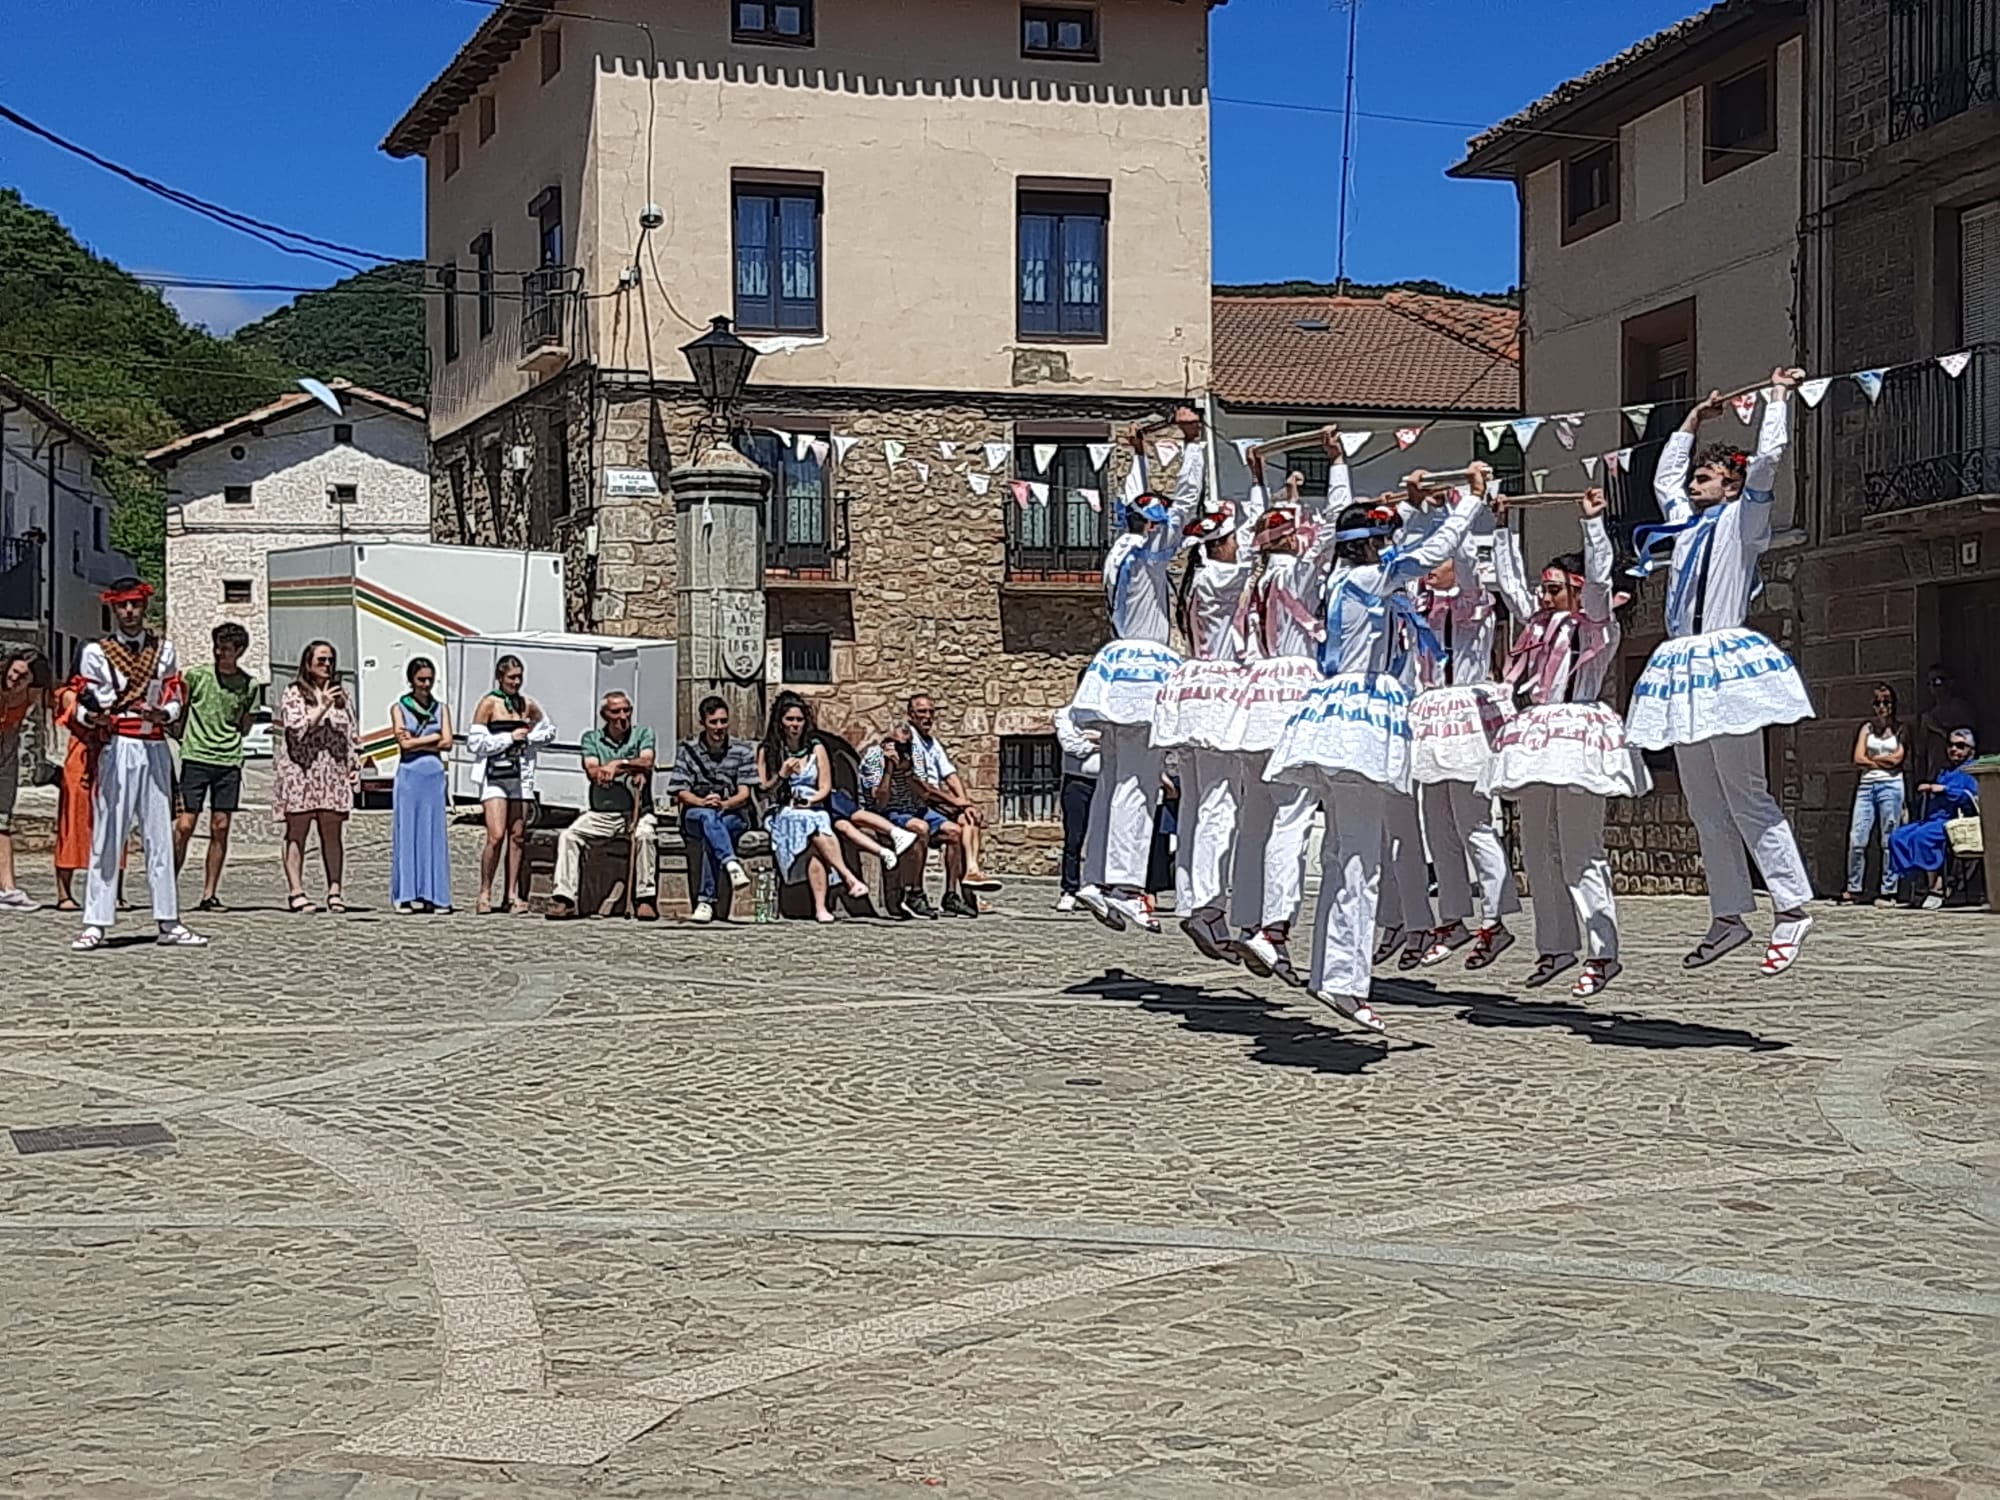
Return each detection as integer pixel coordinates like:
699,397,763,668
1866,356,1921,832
671,444,771,741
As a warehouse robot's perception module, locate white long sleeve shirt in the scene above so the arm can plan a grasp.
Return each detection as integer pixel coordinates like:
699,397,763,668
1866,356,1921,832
75,633,182,733
1415,519,1495,690
1650,396,1787,638
1322,497,1484,678
1101,440,1207,643
1053,702,1101,778
1493,513,1620,705
1181,495,1261,661
1248,459,1353,661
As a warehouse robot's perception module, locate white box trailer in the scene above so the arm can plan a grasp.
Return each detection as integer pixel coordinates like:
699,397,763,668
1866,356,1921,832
445,631,678,814
267,542,565,793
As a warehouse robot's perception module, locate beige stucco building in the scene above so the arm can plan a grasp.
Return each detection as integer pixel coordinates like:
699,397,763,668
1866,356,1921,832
149,384,430,685
384,0,1219,871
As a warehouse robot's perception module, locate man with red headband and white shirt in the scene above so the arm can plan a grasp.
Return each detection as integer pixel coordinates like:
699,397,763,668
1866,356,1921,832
70,577,206,951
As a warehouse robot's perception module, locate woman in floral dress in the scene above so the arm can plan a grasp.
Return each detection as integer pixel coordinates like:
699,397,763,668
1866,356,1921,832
275,638,357,912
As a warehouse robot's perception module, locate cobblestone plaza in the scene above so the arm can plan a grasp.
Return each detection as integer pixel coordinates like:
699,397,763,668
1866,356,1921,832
0,794,1994,1499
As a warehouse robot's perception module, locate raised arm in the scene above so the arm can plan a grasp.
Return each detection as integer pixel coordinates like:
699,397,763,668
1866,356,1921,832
1382,493,1485,591
1490,513,1537,621
1579,509,1616,622
1657,392,1728,527
1733,370,1795,556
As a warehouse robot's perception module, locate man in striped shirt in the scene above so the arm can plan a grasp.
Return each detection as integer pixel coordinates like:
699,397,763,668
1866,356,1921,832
667,696,759,922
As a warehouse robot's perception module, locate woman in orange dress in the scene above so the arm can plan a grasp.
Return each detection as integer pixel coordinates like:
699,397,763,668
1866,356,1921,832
53,679,122,911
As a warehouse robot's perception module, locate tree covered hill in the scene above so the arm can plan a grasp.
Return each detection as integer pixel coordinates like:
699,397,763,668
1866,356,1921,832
233,260,426,406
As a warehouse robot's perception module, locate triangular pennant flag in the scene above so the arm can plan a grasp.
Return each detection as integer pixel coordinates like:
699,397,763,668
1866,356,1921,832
1339,430,1372,458
983,441,1010,471
1797,376,1832,408
1554,413,1584,451
1510,416,1545,451
1028,481,1050,506
915,461,931,484
938,442,957,461
1731,392,1760,425
1087,442,1113,471
1032,442,1058,475
1853,369,1885,404
1582,455,1600,479
793,432,814,461
884,440,906,469
1232,437,1263,464
1938,350,1972,379
1078,487,1102,512
1531,468,1550,493
1154,439,1183,467
808,439,830,466
1009,479,1030,510
1602,451,1622,478
832,435,858,463
1480,421,1509,449
766,426,793,448
1395,427,1421,450
1617,446,1633,469
967,473,991,497
1621,403,1655,435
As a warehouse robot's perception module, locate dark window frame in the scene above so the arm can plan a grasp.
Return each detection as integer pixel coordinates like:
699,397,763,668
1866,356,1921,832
540,25,562,83
1022,5,1099,61
472,231,496,338
780,631,833,685
477,94,496,144
1283,419,1332,498
440,132,460,180
329,483,358,508
732,183,824,335
531,186,564,268
1016,188,1109,342
333,423,355,446
440,261,461,363
223,484,252,506
733,0,815,47
1615,296,1699,546
1005,438,1110,578
1703,57,1776,181
546,416,571,522
738,426,837,573
222,579,253,605
1561,142,1620,243
999,734,1063,823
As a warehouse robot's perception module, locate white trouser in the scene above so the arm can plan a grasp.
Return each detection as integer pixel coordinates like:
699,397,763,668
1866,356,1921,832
86,738,176,930
1084,723,1162,892
1378,789,1433,935
1230,758,1313,933
554,810,658,901
1422,779,1520,927
1516,784,1618,961
1674,731,1813,917
1174,749,1240,915
1308,777,1387,998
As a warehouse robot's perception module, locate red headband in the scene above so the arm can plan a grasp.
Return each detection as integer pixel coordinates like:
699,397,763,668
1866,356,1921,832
1254,506,1300,545
100,581,155,605
1183,504,1234,543
1540,566,1586,589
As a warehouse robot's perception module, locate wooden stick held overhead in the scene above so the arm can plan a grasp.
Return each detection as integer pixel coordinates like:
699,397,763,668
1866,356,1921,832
1247,427,1338,462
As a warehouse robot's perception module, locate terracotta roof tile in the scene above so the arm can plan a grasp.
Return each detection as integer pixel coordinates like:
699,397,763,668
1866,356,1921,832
1211,293,1521,412
145,381,426,466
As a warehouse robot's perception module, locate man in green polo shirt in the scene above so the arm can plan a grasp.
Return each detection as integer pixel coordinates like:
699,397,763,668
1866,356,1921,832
549,691,659,921
173,621,261,910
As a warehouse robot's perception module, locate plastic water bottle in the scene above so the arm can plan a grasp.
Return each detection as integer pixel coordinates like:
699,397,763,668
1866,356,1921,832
754,866,775,924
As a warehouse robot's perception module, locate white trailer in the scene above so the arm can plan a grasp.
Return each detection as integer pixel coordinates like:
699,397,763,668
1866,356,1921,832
445,631,678,814
267,542,565,793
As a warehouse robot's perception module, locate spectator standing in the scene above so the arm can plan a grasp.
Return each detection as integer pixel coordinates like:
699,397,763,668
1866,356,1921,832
0,646,52,911
548,692,659,922
468,655,555,914
1053,680,1100,912
51,675,112,912
906,694,1001,896
172,621,260,911
1918,666,1978,773
667,695,759,923
1840,683,1907,905
389,656,454,914
759,692,870,923
275,639,358,913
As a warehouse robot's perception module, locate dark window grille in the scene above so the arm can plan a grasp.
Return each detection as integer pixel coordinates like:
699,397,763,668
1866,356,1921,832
440,261,460,363
1005,440,1109,578
1000,735,1062,823
734,187,822,333
1022,5,1098,59
739,429,845,575
546,417,571,523
1861,342,1998,517
781,631,832,684
1284,420,1331,498
1889,0,2000,141
734,0,814,46
222,580,252,604
1018,191,1107,340
522,265,580,354
224,485,251,505
472,232,495,338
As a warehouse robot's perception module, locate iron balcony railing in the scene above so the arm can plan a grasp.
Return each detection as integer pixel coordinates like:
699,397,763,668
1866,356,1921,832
521,265,583,354
1004,492,1109,580
766,486,850,579
1889,0,2000,140
1863,342,2000,516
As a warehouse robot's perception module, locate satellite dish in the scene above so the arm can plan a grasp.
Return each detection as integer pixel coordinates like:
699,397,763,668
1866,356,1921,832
298,378,344,416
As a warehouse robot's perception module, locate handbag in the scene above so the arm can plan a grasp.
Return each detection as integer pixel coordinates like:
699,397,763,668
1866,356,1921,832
1945,813,1983,858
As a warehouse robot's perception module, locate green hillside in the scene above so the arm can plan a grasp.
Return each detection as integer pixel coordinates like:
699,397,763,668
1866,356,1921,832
233,260,426,406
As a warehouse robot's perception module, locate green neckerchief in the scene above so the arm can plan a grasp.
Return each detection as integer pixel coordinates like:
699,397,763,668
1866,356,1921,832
399,693,437,726
487,689,525,715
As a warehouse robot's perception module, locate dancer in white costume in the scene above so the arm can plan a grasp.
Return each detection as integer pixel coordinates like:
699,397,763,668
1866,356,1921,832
1627,369,1816,975
70,578,207,952
1227,432,1347,986
1373,501,1443,975
1266,479,1486,1031
1154,490,1258,962
1486,488,1649,996
1409,463,1520,971
1073,407,1208,934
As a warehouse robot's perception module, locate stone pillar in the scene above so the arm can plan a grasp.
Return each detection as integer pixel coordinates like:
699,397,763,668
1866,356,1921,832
671,445,770,743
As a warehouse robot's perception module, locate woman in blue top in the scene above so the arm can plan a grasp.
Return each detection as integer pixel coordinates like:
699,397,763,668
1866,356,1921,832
389,656,454,914
758,692,870,923
1888,727,1979,909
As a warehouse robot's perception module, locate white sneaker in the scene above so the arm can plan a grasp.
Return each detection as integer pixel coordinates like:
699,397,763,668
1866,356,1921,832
725,859,751,890
1921,893,1944,912
1313,990,1388,1033
1053,891,1078,912
888,825,919,859
1076,885,1125,932
1179,910,1237,963
1760,914,1813,976
691,901,715,924
1103,891,1160,934
0,888,41,912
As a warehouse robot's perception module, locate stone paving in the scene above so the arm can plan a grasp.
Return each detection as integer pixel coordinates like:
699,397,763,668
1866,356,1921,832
0,775,1995,1498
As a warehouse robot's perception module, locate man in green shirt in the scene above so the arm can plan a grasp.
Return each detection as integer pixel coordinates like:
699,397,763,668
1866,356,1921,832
548,692,660,921
173,621,261,910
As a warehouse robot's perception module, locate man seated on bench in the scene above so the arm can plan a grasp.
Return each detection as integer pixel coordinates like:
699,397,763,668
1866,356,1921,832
668,695,759,923
548,692,659,921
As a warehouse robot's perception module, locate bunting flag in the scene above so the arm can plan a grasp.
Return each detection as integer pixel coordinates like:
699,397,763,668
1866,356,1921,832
1032,442,1058,475
1339,430,1372,458
915,461,931,484
1231,436,1262,464
1938,350,1972,379
968,473,991,497
832,435,858,463
1088,441,1114,471
1028,481,1050,507
884,440,906,469
1621,403,1655,435
1531,468,1551,493
1079,487,1102,511
808,439,830,466
1616,446,1633,470
1395,427,1422,450
1798,376,1833,408
938,442,957,461
1154,438,1184,467
1731,392,1760,425
1480,420,1509,449
767,426,793,447
1853,369,1885,404
793,432,814,461
1554,412,1585,450
1603,451,1623,478
1511,416,1545,451
983,441,1010,471
1582,455,1600,480
1009,479,1031,509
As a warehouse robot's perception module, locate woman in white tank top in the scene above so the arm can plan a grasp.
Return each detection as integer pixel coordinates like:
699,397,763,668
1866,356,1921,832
1843,683,1907,902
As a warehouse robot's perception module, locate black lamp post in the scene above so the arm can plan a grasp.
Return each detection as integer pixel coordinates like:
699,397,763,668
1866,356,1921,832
681,316,758,440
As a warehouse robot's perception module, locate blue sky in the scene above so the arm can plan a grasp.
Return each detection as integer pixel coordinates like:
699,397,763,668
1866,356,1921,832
0,0,1701,333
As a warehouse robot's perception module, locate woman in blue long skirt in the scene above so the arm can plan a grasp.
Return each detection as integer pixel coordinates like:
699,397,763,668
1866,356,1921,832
391,656,455,913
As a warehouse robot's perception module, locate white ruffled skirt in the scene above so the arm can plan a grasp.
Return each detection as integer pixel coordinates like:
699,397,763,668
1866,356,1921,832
1625,628,1814,749
1227,655,1323,754
1264,672,1413,795
1482,701,1652,800
1151,659,1246,751
1073,638,1183,728
1410,682,1514,786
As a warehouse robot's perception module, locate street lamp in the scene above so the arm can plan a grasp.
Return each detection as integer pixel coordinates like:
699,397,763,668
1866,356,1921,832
680,316,758,430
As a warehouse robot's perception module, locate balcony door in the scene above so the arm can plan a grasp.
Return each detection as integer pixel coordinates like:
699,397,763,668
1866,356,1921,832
1963,201,1998,489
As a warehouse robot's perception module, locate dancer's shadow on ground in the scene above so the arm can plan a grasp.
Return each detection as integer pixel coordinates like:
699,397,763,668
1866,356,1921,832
1064,969,1413,1076
1371,975,1789,1052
